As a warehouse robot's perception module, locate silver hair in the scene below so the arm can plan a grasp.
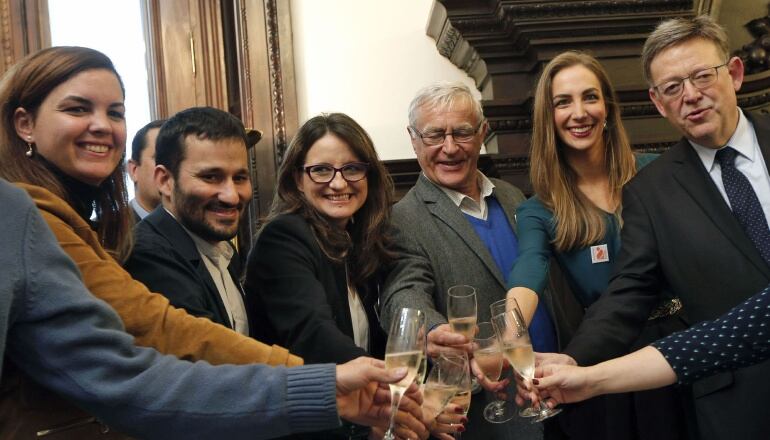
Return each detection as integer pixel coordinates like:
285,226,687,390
641,15,730,86
407,81,485,130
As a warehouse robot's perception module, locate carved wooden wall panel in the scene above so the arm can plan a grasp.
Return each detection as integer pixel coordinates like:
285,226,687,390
145,0,228,118
427,0,770,191
0,0,49,76
227,0,299,250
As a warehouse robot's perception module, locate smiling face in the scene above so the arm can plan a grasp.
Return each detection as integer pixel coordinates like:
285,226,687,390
551,64,607,156
648,38,744,149
161,135,251,244
410,99,486,199
14,69,126,186
297,133,368,228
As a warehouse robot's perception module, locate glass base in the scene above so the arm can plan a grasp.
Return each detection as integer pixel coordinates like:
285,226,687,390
531,406,562,424
483,400,515,424
518,406,538,417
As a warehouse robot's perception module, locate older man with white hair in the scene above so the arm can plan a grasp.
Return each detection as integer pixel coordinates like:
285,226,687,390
381,82,561,440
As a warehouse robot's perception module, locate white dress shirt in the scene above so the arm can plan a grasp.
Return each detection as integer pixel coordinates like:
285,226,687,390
130,198,150,220
169,212,249,336
689,108,770,224
434,171,496,220
346,277,370,352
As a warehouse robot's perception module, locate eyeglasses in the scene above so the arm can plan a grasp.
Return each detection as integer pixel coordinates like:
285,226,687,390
301,162,369,184
409,121,484,147
652,62,728,99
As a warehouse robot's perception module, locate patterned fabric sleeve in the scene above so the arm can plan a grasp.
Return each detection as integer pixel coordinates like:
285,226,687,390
652,285,770,384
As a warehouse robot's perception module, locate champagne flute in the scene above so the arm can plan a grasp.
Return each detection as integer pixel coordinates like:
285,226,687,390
421,353,466,421
448,285,479,394
447,285,478,339
383,308,426,440
490,298,536,417
473,322,514,423
491,299,562,423
447,352,471,439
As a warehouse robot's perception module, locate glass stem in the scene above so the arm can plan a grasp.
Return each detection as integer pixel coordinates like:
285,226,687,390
384,387,404,439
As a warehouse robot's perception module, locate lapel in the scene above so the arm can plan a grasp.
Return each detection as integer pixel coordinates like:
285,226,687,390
332,260,356,339
145,207,233,328
670,134,770,277
415,175,505,287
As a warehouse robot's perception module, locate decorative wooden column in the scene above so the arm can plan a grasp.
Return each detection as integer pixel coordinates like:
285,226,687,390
226,0,299,250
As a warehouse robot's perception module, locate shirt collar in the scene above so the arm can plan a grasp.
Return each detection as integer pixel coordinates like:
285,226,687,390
432,171,495,208
130,198,150,219
689,108,758,171
164,207,233,263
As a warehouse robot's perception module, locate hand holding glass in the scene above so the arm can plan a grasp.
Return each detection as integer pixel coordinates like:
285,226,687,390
421,354,467,421
491,300,562,423
473,322,514,423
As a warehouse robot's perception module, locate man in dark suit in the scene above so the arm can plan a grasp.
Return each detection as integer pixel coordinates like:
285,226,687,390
124,107,252,334
542,16,770,440
127,119,165,222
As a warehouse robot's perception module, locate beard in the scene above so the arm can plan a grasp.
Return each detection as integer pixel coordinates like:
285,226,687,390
173,185,244,242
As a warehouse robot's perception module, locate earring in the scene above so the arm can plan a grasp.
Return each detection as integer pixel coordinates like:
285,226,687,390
25,137,34,158
603,120,608,130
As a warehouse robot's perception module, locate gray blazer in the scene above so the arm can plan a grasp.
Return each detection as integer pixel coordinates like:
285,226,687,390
381,174,544,440
381,174,527,331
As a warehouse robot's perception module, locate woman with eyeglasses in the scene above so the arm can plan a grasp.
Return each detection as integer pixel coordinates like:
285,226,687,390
505,51,686,440
245,113,426,440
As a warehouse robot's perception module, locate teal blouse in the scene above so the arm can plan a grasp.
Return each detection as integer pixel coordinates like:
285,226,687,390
507,153,657,308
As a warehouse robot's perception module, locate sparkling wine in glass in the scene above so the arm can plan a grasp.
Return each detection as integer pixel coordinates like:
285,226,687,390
447,285,478,339
447,353,471,439
473,322,514,423
490,298,537,418
421,354,466,421
492,299,561,423
383,308,425,440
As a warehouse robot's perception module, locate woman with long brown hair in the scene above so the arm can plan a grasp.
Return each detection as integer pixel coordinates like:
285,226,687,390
0,46,302,439
245,112,393,365
506,51,684,439
246,113,417,440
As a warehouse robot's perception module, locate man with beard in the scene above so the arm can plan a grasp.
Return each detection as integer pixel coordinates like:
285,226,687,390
125,107,252,334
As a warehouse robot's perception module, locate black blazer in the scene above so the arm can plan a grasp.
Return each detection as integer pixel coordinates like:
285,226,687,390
245,213,386,364
124,206,243,329
564,111,770,440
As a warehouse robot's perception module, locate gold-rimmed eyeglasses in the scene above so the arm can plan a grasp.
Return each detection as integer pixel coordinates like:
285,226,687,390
409,121,484,147
652,62,729,100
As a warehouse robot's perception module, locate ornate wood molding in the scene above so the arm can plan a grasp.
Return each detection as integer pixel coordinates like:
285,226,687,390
0,0,49,76
735,3,770,74
145,0,228,117
428,0,770,160
231,0,299,250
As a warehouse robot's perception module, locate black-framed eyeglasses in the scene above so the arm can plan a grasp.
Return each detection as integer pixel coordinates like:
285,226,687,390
301,162,369,184
652,62,729,99
409,121,484,147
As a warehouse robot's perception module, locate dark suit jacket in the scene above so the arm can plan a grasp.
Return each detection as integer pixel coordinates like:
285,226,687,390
124,207,243,330
564,111,770,440
244,213,385,365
